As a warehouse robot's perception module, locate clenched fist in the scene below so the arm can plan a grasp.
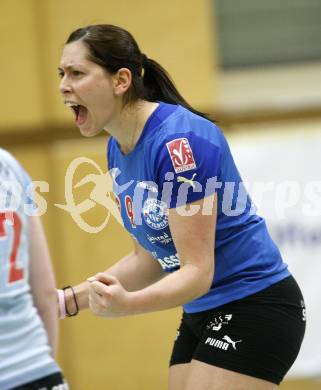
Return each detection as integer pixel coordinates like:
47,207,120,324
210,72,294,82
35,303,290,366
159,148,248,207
88,273,133,318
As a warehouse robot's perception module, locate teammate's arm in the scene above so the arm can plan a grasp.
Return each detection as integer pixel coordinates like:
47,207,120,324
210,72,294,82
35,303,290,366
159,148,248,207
62,239,165,314
29,215,58,357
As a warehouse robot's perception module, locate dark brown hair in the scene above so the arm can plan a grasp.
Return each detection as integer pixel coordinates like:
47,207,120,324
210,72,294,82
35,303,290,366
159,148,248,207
66,24,210,118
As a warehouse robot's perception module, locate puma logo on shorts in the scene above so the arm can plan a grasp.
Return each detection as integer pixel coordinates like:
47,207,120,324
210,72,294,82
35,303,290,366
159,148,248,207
205,335,242,351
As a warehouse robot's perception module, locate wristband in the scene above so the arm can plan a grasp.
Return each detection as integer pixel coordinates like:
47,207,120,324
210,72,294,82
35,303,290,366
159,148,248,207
63,285,79,317
57,289,66,319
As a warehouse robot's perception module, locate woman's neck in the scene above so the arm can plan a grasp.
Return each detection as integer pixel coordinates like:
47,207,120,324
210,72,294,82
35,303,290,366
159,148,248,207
104,100,159,154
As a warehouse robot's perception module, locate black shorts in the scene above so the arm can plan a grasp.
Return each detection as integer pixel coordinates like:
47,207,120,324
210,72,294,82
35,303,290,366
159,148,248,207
170,275,306,385
11,372,68,390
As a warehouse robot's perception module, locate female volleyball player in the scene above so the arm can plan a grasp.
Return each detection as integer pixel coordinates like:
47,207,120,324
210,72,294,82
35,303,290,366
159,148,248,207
0,149,68,389
57,24,305,389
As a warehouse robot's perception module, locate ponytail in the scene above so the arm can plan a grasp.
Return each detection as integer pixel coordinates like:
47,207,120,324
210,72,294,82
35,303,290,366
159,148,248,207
142,56,210,120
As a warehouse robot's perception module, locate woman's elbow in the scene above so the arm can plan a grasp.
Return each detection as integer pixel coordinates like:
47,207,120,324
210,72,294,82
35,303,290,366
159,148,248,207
193,267,214,299
199,275,214,297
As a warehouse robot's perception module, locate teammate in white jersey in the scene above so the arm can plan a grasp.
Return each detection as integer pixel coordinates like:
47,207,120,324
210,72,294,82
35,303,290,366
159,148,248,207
0,149,67,389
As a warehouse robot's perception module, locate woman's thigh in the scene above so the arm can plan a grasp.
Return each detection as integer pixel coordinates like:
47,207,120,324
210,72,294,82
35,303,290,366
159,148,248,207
168,363,190,390
183,360,278,390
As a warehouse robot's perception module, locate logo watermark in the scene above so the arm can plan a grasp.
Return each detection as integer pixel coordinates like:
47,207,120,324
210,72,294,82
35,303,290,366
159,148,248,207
55,157,122,233
1,156,321,233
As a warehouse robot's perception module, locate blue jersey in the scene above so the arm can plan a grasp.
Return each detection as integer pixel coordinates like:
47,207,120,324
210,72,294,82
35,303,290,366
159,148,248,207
0,149,60,389
107,103,290,313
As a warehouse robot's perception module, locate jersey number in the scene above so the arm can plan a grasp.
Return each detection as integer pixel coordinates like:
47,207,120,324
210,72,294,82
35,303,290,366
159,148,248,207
0,212,24,283
125,195,136,228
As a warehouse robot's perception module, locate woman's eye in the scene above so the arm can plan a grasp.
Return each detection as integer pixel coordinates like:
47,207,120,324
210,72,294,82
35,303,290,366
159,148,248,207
72,70,82,76
57,69,82,79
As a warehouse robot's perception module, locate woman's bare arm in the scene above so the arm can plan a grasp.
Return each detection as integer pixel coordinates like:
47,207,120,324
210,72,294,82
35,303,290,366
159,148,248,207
29,216,58,356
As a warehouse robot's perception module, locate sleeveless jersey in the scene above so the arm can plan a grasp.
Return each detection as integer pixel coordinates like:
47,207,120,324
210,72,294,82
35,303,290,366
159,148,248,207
107,103,290,313
0,149,60,390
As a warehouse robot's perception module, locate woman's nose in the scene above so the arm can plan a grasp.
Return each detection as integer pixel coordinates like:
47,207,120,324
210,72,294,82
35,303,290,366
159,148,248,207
59,77,72,95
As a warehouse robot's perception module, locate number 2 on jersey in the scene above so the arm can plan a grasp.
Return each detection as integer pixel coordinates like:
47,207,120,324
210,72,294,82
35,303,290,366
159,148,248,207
0,212,24,283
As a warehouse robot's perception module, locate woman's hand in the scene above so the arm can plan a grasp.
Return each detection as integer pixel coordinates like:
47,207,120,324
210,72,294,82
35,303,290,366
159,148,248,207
88,273,132,318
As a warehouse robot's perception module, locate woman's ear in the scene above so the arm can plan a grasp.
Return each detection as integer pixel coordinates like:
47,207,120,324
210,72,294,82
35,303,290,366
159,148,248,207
113,68,132,96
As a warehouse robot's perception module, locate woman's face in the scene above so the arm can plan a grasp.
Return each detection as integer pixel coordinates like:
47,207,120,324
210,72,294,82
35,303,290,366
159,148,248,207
59,40,117,137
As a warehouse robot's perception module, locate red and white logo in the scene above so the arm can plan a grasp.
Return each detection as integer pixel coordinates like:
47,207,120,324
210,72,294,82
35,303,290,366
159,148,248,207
166,138,196,173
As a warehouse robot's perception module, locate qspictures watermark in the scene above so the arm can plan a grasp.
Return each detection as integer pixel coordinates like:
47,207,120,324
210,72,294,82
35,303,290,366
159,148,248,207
1,157,321,233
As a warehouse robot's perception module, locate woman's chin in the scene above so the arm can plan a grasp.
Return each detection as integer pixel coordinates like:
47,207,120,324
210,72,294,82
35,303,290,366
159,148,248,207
79,125,101,138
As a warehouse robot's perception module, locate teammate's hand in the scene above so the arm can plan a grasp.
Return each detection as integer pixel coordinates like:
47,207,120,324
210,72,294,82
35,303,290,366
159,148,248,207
88,273,131,318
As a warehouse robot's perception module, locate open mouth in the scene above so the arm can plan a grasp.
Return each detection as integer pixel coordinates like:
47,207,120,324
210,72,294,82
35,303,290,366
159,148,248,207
65,102,88,125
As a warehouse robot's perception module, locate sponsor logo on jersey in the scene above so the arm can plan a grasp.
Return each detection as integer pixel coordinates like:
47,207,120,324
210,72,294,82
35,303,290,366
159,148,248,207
205,335,242,351
166,138,196,173
143,199,169,230
177,173,197,189
147,232,172,245
156,252,180,270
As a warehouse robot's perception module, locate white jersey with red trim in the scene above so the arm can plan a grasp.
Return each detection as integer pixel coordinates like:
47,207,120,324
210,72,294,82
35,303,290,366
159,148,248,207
0,149,60,390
